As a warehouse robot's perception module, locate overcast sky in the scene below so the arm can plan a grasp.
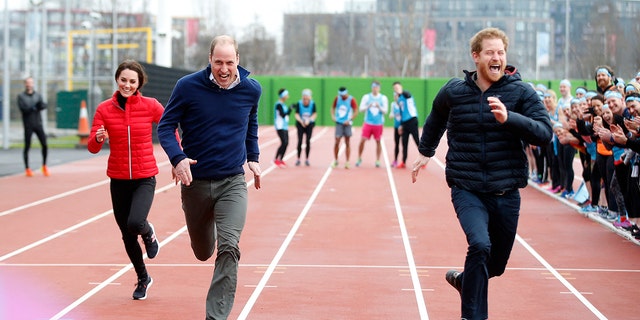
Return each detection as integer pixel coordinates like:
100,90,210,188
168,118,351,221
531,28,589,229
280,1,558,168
6,0,346,36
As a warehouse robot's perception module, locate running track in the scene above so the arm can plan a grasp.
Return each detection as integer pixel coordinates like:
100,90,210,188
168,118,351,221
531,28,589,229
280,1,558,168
1,126,639,320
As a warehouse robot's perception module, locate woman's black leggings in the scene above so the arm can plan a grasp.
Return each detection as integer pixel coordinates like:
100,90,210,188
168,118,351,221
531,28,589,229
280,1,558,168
275,129,289,160
296,122,315,159
401,117,419,163
393,127,401,162
110,177,156,279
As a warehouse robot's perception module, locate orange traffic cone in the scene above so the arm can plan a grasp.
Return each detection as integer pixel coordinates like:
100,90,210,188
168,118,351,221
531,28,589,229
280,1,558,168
77,100,90,148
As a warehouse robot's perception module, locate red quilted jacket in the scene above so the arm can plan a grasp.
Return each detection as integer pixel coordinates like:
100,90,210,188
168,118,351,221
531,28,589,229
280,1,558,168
88,91,164,180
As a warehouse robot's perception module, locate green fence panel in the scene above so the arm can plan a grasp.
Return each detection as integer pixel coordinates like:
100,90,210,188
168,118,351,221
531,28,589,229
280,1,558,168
251,76,597,128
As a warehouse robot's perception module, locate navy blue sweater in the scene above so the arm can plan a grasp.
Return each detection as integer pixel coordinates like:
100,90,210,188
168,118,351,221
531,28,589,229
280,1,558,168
158,64,261,180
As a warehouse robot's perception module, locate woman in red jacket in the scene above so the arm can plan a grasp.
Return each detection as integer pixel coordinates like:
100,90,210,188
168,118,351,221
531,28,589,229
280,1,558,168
88,60,163,300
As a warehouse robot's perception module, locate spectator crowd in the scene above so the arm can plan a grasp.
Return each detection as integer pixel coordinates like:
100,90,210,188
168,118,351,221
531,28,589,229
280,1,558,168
527,67,640,240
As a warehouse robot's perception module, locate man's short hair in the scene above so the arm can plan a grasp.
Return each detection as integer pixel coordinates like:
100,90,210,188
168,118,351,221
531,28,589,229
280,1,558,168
469,27,509,55
209,35,238,57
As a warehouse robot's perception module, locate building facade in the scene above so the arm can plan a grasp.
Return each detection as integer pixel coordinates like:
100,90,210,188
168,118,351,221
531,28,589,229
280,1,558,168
283,0,640,79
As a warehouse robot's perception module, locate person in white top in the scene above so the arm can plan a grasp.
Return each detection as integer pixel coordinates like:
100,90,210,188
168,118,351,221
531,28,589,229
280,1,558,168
557,79,573,111
355,80,389,168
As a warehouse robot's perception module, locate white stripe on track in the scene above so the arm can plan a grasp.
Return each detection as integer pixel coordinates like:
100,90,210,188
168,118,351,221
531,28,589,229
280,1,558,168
48,225,188,320
0,179,109,217
380,140,429,320
0,209,113,262
515,235,607,319
46,131,323,320
0,160,172,218
236,127,328,320
428,150,607,319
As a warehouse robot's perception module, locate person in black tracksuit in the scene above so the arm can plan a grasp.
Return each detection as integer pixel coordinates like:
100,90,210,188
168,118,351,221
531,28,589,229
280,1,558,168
17,77,49,177
411,28,552,320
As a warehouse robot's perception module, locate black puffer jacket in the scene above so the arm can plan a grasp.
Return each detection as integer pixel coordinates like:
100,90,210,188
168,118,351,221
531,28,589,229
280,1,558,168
418,65,552,193
17,91,47,128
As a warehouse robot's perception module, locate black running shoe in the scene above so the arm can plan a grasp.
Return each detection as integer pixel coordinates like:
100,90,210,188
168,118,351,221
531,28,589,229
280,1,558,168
143,223,159,259
445,270,462,295
133,276,153,300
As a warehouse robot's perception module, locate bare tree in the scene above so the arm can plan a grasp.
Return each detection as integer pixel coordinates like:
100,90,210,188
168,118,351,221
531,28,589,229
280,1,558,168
238,21,279,74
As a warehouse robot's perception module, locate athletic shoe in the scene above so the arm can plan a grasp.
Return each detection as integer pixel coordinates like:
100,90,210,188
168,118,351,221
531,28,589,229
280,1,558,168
344,162,350,169
143,223,159,259
375,160,381,168
391,160,398,168
445,270,462,295
295,159,301,166
41,165,50,177
548,185,561,193
560,190,574,199
613,220,632,229
580,205,597,213
355,158,362,167
578,199,591,207
605,212,619,221
132,276,153,300
25,168,33,177
305,160,310,166
331,160,338,168
274,159,286,168
396,162,406,169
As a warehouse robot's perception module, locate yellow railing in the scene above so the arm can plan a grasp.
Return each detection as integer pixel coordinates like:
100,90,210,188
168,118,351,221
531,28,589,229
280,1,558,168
66,27,152,90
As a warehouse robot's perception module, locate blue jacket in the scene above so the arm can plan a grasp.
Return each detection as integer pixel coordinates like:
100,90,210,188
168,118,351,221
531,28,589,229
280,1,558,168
418,65,552,193
158,64,261,180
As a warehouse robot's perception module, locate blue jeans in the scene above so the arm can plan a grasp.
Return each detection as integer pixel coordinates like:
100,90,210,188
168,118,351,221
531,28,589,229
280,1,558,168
181,174,248,320
451,186,520,320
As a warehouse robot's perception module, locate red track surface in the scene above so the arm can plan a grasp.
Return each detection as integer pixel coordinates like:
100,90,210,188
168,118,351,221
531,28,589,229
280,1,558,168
1,126,638,320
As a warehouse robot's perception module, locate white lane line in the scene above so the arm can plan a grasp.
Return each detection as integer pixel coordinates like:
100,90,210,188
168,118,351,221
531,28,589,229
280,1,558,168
381,140,429,320
1,127,274,219
515,235,607,319
0,180,180,263
3,262,638,274
48,131,324,320
237,167,331,320
0,180,109,217
0,160,172,218
48,225,188,320
0,209,113,262
236,128,330,320
428,150,607,319
0,133,288,262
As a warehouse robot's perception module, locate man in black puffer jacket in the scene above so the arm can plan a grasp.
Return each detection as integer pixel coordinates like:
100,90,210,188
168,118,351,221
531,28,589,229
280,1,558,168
411,28,552,320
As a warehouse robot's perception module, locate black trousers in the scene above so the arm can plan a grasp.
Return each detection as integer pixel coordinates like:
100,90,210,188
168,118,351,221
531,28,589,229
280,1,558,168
400,117,419,163
296,122,315,159
23,124,48,169
275,129,289,160
110,177,156,279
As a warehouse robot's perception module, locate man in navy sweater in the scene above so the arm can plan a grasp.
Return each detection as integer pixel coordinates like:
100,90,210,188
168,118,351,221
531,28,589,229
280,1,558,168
158,35,262,320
